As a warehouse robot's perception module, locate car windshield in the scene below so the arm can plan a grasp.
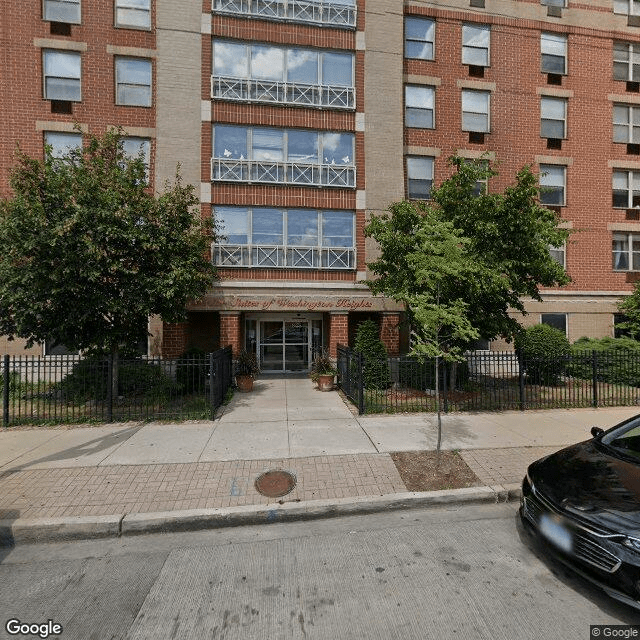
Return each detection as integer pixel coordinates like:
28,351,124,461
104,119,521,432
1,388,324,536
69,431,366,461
601,416,640,460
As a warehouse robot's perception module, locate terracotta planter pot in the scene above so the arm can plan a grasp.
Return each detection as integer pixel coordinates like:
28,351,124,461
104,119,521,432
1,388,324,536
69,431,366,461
236,375,254,392
316,374,335,391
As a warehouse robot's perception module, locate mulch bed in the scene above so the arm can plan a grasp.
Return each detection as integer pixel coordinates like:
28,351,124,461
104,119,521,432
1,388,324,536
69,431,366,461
390,450,482,492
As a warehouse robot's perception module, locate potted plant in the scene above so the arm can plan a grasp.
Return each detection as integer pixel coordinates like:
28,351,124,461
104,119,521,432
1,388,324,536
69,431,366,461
235,350,260,392
310,350,338,391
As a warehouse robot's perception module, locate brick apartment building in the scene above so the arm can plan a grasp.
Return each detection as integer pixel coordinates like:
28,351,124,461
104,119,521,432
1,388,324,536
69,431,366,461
1,0,639,370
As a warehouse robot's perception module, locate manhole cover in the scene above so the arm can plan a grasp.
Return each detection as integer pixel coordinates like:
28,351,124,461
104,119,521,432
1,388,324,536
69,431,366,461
254,470,297,498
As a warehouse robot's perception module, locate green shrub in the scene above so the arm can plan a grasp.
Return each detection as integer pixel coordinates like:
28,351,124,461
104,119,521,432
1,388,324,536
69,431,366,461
514,324,570,385
353,319,391,390
58,356,177,401
567,336,640,386
398,357,470,391
0,371,22,395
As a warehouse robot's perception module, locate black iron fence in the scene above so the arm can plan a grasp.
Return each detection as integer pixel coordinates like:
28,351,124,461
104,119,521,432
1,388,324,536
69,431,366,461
337,346,640,414
1,347,233,427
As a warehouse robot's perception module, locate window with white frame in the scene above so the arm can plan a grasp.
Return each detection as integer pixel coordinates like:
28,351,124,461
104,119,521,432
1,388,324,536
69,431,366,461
406,156,434,200
121,137,151,181
466,159,489,195
115,0,151,29
461,89,490,132
44,131,82,158
541,0,566,6
613,169,640,207
613,232,640,270
44,0,80,23
613,104,640,143
405,17,435,60
541,33,567,74
549,244,566,268
212,125,355,188
614,42,640,81
405,85,435,128
115,57,152,106
541,313,567,335
614,0,640,15
212,40,354,109
462,24,490,67
43,50,81,102
539,164,566,206
540,96,567,138
213,206,355,269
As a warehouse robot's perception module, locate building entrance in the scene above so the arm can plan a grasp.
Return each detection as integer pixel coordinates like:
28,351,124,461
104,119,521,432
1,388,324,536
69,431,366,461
245,314,323,373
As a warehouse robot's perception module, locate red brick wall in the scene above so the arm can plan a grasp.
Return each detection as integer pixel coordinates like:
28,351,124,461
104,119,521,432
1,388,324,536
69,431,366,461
328,312,349,358
380,312,401,356
0,0,156,196
220,312,242,355
403,6,640,294
162,322,189,358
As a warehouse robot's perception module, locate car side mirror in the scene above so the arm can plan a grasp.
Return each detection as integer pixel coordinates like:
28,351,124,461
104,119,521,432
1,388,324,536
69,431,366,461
591,426,605,438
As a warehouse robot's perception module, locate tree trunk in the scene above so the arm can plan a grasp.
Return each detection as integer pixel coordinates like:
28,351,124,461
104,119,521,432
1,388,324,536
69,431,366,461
435,355,442,456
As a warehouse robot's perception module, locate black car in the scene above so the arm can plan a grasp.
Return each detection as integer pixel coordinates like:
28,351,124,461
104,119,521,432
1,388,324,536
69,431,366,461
521,414,640,609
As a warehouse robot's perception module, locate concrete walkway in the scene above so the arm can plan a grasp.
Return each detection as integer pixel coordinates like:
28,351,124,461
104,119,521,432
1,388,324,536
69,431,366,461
0,376,638,543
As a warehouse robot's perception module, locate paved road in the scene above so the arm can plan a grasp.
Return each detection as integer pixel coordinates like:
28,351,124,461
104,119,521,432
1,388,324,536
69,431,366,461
1,504,638,640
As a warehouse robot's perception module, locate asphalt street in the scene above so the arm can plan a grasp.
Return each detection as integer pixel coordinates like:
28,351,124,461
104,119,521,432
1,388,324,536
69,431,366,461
1,503,638,640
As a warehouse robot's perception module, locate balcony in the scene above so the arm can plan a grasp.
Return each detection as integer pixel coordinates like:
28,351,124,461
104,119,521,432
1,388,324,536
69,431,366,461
211,158,356,188
212,0,357,29
213,244,356,269
211,77,355,110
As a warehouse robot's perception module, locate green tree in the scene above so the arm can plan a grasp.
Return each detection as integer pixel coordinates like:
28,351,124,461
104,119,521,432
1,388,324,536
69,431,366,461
617,282,640,339
0,129,217,378
366,156,571,345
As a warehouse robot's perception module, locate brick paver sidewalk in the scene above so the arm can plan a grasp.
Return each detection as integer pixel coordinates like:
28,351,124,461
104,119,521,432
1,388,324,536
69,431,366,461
0,453,406,520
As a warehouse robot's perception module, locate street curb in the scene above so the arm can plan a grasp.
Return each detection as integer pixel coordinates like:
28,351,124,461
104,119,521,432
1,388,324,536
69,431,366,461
0,484,522,545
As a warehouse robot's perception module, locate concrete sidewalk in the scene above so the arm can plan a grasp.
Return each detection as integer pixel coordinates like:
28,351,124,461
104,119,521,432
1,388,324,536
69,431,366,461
1,376,638,544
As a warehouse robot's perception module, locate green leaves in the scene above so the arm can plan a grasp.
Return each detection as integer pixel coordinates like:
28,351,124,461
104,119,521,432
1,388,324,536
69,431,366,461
0,129,217,355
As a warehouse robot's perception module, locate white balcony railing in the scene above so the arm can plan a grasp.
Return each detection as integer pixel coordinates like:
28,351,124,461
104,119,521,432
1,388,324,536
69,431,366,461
211,158,356,188
213,244,356,269
211,77,355,110
212,0,357,28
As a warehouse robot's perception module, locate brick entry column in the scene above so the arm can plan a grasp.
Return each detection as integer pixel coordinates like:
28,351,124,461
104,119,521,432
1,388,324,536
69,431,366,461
220,311,242,355
380,312,401,356
161,322,189,358
328,311,349,358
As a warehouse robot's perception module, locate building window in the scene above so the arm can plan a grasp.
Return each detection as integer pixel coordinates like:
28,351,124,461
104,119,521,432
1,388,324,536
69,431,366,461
539,164,566,206
541,313,567,335
613,170,640,207
212,125,355,188
44,131,82,158
541,0,566,6
212,40,354,109
405,17,435,60
540,96,567,138
44,0,80,23
614,42,640,81
541,33,567,74
461,89,490,132
115,57,152,106
212,0,356,28
613,232,640,270
44,340,79,356
549,244,566,268
406,156,434,200
213,207,355,269
405,85,435,128
614,0,640,15
462,24,490,67
115,0,151,29
43,50,81,102
613,104,640,143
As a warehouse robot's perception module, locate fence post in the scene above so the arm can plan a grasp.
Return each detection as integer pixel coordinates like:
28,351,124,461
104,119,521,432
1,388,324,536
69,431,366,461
209,352,216,421
107,354,113,423
357,352,365,415
442,360,449,413
2,355,9,428
592,350,598,408
518,354,525,411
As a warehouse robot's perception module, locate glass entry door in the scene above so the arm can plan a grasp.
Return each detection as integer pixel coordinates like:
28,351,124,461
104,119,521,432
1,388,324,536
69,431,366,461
259,320,310,372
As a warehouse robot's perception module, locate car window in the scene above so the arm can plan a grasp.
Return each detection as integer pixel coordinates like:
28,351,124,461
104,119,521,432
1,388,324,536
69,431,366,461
603,421,640,458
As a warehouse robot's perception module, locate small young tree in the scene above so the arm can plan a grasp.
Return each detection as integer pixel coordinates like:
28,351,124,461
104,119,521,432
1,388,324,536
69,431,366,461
0,129,217,392
353,319,391,390
617,282,640,339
